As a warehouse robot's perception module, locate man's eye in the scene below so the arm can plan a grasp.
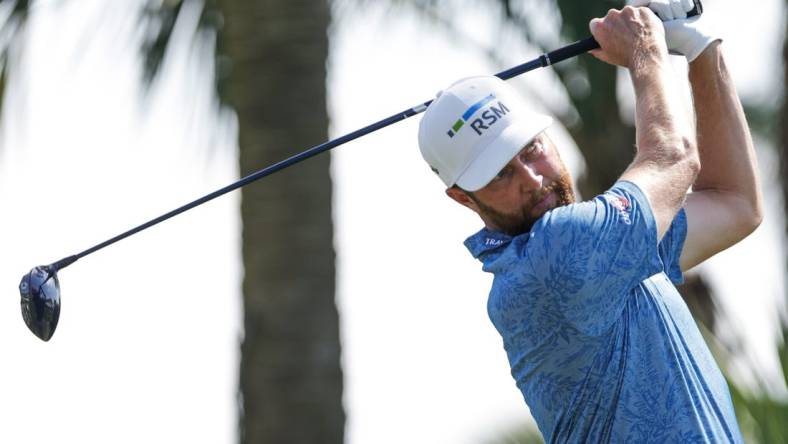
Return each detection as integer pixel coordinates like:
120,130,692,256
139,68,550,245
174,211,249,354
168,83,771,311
522,142,543,159
494,167,512,181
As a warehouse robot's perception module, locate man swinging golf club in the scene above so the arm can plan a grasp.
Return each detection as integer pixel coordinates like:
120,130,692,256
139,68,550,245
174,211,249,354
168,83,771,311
418,1,761,442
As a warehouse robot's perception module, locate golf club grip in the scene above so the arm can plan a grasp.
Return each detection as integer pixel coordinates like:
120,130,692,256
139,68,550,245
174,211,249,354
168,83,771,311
547,37,600,66
495,37,599,80
689,0,703,17
498,0,702,80
553,0,703,63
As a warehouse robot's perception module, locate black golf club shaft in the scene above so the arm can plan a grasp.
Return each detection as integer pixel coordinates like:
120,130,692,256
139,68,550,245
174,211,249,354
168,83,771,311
45,37,601,272
46,0,703,272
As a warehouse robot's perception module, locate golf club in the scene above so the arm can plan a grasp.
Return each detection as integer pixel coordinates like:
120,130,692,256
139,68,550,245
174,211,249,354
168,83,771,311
19,1,703,341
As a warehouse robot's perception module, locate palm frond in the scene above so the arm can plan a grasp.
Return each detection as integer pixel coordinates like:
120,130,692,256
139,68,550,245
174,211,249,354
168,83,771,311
0,0,30,116
484,422,545,444
138,0,222,88
726,324,788,444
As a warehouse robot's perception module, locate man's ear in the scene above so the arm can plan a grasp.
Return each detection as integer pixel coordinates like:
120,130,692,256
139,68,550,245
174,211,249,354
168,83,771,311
446,187,480,213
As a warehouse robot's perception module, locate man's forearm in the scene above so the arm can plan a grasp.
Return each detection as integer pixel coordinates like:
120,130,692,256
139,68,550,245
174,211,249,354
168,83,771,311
591,6,700,238
631,55,696,169
689,42,763,220
624,46,699,237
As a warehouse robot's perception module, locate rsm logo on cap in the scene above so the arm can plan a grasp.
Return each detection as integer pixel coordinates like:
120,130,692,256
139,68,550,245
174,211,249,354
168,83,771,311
447,94,510,138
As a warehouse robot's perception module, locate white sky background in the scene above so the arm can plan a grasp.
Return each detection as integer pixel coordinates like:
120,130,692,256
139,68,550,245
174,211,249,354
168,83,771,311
0,0,785,443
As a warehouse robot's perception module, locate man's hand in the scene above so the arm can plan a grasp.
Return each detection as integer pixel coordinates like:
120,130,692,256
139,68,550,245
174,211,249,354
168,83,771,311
628,0,721,62
589,7,669,69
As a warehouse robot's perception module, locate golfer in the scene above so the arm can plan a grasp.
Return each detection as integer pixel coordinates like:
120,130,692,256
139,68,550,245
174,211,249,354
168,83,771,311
418,2,760,442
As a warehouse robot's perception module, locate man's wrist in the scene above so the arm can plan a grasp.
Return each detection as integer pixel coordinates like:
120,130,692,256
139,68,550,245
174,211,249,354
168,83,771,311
630,46,671,83
689,39,722,69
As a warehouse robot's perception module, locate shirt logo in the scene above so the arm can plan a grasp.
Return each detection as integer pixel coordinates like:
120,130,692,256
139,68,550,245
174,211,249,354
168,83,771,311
446,94,509,138
605,194,632,225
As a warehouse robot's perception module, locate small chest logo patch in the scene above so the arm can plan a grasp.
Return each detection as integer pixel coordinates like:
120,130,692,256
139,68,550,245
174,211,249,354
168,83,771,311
605,195,632,225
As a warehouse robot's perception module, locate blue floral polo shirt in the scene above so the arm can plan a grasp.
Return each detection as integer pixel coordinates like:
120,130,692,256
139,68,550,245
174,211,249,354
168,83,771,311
465,181,742,443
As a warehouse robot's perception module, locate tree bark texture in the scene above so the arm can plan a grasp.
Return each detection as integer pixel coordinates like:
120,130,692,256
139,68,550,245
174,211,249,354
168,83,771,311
782,2,788,296
218,0,344,442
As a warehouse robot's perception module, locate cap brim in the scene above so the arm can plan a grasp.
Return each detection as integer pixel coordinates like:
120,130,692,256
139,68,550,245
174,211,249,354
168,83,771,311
455,115,552,192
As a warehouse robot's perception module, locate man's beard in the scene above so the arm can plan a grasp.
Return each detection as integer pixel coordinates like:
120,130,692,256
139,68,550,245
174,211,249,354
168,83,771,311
469,172,575,236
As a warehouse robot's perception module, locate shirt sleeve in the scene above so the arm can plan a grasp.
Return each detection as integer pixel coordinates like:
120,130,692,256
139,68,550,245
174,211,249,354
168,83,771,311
658,208,688,285
520,180,664,336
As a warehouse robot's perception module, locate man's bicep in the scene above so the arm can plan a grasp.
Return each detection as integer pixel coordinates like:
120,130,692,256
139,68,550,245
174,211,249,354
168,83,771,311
620,161,695,241
681,190,758,271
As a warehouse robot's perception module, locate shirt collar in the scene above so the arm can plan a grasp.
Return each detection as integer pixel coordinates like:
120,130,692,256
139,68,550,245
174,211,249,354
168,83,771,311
463,227,512,259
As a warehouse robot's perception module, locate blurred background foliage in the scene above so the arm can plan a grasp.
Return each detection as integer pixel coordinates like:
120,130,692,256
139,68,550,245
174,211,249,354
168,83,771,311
727,325,788,443
0,0,785,442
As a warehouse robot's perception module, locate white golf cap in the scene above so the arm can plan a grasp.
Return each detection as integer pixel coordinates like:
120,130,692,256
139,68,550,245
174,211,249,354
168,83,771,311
418,76,552,192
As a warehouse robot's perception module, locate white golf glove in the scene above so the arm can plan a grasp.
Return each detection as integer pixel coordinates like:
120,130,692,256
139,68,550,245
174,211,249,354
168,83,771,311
627,0,721,62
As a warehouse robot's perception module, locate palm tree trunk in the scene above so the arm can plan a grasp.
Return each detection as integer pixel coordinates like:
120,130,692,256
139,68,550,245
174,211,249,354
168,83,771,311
782,1,788,298
218,0,344,442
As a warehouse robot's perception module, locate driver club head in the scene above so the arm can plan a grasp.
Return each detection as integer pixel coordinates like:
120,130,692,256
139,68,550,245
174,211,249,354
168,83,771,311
19,266,61,341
